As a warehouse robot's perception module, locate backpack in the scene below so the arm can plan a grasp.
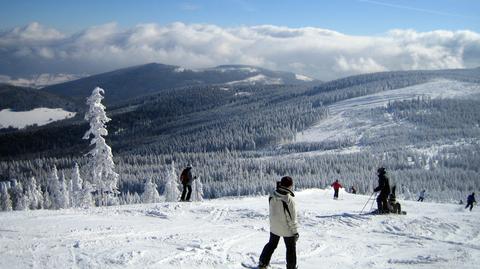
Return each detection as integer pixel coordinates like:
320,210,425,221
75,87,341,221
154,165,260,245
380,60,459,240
180,169,189,184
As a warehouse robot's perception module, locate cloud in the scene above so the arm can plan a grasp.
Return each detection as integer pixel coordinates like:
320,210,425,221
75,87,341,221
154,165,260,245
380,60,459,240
0,22,479,81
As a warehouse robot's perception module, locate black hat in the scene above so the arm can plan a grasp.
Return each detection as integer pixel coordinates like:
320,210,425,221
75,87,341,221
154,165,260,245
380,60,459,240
377,167,386,174
280,176,293,187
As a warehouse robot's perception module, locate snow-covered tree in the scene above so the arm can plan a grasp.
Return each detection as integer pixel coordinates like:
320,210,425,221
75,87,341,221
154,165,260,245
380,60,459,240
142,178,161,203
25,176,43,210
58,171,70,208
83,87,119,206
164,161,180,202
47,165,68,209
0,182,12,211
191,177,204,202
11,179,27,210
77,181,94,208
71,162,84,207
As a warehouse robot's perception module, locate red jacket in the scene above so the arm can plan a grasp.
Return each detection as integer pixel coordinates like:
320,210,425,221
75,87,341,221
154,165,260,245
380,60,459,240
331,182,343,190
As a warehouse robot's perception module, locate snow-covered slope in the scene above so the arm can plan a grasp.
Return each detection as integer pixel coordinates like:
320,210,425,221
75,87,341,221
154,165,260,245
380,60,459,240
0,108,76,129
1,189,478,269
294,79,480,145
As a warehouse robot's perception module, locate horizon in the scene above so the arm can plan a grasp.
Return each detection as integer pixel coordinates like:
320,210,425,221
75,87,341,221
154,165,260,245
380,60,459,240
1,0,479,85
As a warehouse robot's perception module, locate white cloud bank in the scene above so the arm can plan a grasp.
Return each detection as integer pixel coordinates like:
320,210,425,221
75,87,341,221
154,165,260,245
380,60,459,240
0,22,479,81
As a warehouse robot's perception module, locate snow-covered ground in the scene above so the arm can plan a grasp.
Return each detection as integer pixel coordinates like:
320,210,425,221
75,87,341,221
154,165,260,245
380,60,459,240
0,108,76,129
294,79,480,145
226,74,284,86
1,189,478,269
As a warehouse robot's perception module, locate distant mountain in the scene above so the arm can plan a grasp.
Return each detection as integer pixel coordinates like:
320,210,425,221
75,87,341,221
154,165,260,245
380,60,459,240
0,84,78,111
42,63,319,105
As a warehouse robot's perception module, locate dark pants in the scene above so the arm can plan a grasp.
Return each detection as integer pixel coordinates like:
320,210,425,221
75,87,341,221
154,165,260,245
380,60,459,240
465,202,474,211
377,193,389,213
334,189,339,199
418,197,424,202
259,232,296,269
181,184,192,201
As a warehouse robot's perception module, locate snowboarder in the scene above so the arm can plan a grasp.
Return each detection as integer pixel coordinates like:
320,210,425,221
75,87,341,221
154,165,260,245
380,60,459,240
350,186,357,194
258,176,298,269
417,190,426,202
331,180,343,199
179,164,196,202
374,167,390,214
465,192,476,211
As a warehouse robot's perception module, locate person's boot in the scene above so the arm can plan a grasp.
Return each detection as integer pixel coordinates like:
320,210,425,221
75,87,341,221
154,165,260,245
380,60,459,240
258,261,268,269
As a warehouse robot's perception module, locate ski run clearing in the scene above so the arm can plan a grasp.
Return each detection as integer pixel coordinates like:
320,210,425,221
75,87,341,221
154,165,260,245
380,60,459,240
294,79,480,144
1,189,478,269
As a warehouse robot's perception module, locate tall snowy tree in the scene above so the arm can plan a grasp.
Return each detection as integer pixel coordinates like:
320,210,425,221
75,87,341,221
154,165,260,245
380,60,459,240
83,87,119,206
164,161,180,202
142,178,161,204
58,171,70,209
0,182,12,211
191,177,204,202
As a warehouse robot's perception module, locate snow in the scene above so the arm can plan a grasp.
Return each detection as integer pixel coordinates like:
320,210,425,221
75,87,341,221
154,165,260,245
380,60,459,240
295,79,480,144
1,188,478,269
226,74,283,86
0,108,76,129
295,74,314,82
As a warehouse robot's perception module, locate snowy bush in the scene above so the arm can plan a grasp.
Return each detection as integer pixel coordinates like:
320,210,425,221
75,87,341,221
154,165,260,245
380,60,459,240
142,178,161,204
164,162,180,202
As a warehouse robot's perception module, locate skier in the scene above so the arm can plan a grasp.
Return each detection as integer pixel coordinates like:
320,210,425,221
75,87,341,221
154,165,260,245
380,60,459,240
331,180,343,199
417,190,426,202
350,186,357,194
179,164,196,202
373,167,390,214
465,192,476,211
258,176,298,269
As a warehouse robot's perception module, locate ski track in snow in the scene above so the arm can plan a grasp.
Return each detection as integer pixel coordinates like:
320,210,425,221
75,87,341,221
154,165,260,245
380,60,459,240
294,79,480,146
1,189,479,269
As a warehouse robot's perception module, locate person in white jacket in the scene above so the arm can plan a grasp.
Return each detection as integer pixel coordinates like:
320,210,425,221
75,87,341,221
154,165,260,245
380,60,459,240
259,176,299,269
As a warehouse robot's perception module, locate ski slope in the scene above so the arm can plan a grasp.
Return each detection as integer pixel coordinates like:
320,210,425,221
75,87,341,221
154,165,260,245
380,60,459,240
295,79,480,144
1,189,478,269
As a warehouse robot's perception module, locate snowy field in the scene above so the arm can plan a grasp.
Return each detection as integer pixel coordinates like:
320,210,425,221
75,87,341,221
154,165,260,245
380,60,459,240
0,108,76,129
295,79,480,144
1,189,478,269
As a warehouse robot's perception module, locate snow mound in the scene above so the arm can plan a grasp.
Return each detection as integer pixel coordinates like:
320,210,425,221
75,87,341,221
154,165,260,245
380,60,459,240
0,108,76,129
1,189,478,269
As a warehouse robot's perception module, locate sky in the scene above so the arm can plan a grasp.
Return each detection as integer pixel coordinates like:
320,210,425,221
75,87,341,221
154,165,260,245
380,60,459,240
0,0,479,83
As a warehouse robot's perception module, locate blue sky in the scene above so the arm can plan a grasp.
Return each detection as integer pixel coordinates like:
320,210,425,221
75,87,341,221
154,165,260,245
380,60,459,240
1,0,479,34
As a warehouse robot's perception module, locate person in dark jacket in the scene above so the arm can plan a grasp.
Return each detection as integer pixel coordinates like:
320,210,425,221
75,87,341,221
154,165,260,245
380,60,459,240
374,167,390,214
465,192,476,211
259,176,298,269
417,190,426,202
331,180,343,199
180,164,195,201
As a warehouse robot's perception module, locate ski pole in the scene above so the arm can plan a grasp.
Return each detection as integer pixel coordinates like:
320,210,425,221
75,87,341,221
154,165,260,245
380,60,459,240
369,194,377,211
361,192,375,213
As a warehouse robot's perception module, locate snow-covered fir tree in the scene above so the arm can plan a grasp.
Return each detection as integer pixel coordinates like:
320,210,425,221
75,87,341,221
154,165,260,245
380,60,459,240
142,178,161,203
83,87,119,206
71,162,83,207
78,181,94,208
11,179,27,210
0,182,12,211
58,171,70,209
191,177,204,202
24,176,43,210
164,161,180,202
